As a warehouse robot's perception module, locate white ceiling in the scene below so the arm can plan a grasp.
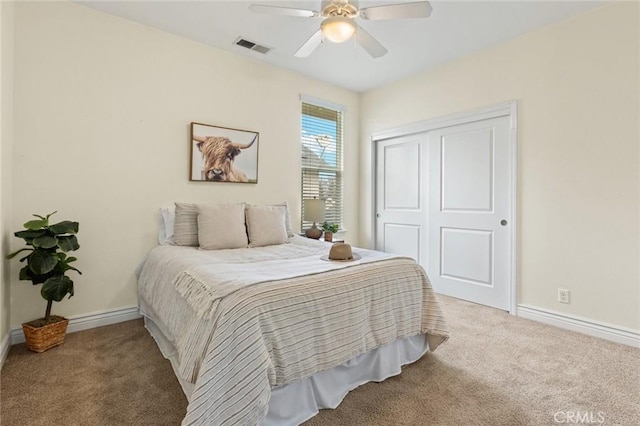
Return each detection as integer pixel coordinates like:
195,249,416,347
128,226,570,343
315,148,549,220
78,1,607,92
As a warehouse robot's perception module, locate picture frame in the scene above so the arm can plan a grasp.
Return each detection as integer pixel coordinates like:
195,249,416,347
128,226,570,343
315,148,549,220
190,122,259,183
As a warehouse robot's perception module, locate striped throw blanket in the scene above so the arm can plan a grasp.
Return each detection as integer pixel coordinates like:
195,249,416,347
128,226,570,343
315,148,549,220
137,237,449,425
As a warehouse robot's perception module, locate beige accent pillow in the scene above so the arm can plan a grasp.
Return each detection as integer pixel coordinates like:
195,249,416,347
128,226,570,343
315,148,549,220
173,202,199,246
246,205,288,248
197,203,248,250
246,202,295,237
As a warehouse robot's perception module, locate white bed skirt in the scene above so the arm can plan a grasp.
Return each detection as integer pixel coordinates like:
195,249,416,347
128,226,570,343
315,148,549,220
142,310,430,426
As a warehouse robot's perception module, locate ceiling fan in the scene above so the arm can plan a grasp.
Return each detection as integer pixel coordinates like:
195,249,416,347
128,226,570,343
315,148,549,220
249,1,432,58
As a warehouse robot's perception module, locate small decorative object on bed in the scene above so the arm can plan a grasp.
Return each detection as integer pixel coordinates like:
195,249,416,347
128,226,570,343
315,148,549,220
303,198,324,239
190,122,259,183
320,242,360,262
6,211,81,353
321,221,339,242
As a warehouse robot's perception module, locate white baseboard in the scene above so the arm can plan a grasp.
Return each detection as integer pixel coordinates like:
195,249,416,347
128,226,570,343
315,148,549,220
10,305,141,345
517,304,640,348
0,332,11,370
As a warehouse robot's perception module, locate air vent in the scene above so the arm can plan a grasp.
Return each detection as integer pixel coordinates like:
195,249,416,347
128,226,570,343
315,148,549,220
234,37,272,55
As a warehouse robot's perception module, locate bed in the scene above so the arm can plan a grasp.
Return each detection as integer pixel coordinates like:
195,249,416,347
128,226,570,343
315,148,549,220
137,203,449,425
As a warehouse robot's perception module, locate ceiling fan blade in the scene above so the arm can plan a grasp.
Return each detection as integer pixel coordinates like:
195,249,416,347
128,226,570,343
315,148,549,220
356,27,388,58
249,4,318,18
359,1,432,20
294,30,323,57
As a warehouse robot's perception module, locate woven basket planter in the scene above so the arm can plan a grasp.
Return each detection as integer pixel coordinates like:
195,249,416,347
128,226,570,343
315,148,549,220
22,317,69,353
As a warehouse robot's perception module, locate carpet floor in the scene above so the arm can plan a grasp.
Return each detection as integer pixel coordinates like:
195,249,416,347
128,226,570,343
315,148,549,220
1,296,638,425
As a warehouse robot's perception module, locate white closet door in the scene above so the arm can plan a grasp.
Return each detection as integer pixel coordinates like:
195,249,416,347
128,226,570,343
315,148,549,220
427,115,512,310
375,134,428,266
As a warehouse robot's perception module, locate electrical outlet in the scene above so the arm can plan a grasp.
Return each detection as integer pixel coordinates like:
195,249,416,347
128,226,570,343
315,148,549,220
558,288,570,304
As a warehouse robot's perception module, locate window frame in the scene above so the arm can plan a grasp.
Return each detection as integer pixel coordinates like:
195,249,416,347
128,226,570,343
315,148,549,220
300,98,346,232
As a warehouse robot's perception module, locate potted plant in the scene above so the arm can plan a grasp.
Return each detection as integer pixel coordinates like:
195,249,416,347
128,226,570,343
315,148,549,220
321,221,339,242
6,211,81,353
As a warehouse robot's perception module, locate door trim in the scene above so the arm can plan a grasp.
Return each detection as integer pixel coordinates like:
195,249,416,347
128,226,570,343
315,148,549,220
371,101,518,315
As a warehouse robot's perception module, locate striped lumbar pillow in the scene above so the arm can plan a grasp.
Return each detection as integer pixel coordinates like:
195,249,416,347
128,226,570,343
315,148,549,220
173,202,199,246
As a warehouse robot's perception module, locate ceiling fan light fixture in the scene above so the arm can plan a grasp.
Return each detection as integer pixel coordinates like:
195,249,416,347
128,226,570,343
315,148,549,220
321,16,356,43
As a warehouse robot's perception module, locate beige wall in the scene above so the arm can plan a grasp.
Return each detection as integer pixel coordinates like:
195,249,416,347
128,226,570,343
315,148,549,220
9,2,359,326
8,1,639,334
1,1,15,345
360,2,640,330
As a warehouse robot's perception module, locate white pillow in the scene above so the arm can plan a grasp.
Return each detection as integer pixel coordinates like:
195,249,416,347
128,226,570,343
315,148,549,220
158,207,175,245
246,205,288,248
277,202,296,238
197,203,248,250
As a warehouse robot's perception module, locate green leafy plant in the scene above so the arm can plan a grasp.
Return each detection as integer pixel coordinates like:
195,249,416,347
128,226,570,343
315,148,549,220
6,211,81,323
321,221,339,233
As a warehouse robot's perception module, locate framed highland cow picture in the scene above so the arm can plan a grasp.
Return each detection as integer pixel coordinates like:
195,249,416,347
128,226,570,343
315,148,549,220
190,122,259,183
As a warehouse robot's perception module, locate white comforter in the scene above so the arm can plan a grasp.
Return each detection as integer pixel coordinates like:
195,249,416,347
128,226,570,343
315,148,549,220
137,237,449,425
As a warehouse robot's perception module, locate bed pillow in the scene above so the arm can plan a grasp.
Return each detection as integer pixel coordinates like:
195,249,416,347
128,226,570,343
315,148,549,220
246,202,295,237
198,203,248,250
173,202,199,246
162,207,176,241
158,207,175,245
277,202,296,238
246,205,288,248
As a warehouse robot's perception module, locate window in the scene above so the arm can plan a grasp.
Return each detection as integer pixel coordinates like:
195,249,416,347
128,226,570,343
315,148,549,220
301,101,344,230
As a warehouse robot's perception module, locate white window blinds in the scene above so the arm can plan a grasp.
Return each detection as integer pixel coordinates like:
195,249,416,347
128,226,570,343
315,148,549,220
301,101,344,230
